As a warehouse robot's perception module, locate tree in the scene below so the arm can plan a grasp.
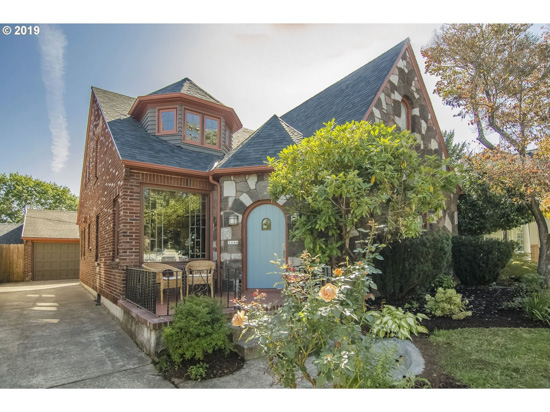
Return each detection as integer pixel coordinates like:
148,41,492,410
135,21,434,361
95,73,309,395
442,130,468,166
0,173,78,223
268,120,458,264
422,24,550,284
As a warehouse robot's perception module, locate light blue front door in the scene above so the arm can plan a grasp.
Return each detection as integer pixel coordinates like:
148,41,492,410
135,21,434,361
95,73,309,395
247,204,285,289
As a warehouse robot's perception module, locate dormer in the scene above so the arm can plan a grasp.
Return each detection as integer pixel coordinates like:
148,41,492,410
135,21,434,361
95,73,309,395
128,78,242,153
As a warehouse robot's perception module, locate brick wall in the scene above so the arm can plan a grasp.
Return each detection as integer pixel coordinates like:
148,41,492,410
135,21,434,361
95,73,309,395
79,94,215,305
23,240,33,281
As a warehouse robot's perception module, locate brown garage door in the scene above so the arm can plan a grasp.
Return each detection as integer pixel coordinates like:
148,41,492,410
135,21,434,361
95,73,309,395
33,242,79,280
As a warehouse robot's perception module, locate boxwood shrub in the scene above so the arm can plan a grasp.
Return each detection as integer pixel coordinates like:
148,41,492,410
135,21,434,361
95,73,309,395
451,236,516,286
373,230,452,300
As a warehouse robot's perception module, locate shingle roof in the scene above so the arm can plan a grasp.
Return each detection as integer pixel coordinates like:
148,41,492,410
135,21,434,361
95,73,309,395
147,78,224,105
281,39,408,137
0,223,23,244
217,115,303,169
21,210,78,240
93,87,222,172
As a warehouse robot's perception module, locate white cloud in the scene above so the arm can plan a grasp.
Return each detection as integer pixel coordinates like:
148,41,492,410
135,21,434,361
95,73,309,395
38,25,70,172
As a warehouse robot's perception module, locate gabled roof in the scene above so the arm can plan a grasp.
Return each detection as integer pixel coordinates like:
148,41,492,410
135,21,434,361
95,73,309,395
0,223,23,244
147,78,224,105
281,39,408,137
93,87,222,172
216,115,303,169
21,210,78,240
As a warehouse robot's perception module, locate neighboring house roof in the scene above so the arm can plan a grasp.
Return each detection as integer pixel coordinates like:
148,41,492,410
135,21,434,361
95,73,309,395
216,115,303,169
281,39,408,137
147,78,224,105
0,223,23,244
93,87,222,172
21,210,79,240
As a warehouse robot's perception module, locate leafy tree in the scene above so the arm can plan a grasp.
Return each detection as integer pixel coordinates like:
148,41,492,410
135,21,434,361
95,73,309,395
442,130,468,166
0,173,78,223
268,120,458,264
422,24,550,284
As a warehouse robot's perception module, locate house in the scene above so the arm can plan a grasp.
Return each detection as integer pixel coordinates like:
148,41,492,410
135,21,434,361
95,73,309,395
486,219,550,262
77,39,457,349
0,210,79,283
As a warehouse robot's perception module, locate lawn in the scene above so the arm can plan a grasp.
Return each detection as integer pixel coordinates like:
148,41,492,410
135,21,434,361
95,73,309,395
430,328,550,388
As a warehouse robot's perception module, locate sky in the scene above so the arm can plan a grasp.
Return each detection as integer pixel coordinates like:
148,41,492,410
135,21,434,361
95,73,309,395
0,2,546,199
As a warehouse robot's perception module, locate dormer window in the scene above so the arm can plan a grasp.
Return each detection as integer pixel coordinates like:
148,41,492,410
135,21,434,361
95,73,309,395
157,107,177,135
204,116,219,147
185,110,201,142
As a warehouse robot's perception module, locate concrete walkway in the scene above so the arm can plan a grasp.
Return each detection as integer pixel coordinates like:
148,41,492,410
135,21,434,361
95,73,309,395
0,280,173,388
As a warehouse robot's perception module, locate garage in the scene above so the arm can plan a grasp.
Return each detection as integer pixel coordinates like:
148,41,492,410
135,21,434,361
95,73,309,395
21,209,79,281
33,242,79,280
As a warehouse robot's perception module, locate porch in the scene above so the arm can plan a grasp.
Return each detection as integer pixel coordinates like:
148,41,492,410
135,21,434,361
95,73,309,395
124,265,283,318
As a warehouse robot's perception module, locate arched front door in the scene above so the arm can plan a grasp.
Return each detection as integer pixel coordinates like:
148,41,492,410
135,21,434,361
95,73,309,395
246,203,285,289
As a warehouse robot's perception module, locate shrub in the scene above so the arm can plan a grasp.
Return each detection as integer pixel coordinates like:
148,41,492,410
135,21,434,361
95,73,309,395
366,305,428,340
425,288,471,319
451,236,516,286
500,252,539,284
432,274,457,290
163,295,233,364
523,291,550,325
373,230,452,300
188,362,209,381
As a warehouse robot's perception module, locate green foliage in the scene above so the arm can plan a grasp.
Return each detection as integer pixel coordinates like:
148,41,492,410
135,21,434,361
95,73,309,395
432,274,457,290
502,273,545,310
374,230,452,299
155,354,174,373
442,130,469,166
500,252,539,284
0,172,78,223
366,305,428,341
268,120,458,263
457,174,533,237
451,236,516,285
523,291,550,325
425,288,471,319
188,362,209,381
163,295,232,364
233,247,414,388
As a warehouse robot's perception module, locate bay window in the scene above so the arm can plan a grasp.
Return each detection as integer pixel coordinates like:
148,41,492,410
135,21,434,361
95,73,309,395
143,188,207,262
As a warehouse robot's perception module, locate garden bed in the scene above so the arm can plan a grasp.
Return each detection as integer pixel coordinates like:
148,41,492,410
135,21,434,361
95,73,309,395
158,350,244,383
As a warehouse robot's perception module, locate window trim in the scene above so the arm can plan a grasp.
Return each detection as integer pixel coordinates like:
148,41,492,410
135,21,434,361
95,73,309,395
400,97,412,131
203,115,221,149
156,107,178,135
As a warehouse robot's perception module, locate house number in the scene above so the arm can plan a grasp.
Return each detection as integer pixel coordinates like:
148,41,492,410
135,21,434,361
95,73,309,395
261,218,271,231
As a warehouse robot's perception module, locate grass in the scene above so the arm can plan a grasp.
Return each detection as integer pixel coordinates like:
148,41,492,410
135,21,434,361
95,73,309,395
430,328,550,388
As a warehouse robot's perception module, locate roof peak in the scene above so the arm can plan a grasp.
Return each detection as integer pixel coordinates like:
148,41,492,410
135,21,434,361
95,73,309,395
147,78,224,105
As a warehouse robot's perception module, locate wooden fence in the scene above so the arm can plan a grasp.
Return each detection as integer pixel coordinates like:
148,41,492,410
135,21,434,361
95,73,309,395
0,244,25,283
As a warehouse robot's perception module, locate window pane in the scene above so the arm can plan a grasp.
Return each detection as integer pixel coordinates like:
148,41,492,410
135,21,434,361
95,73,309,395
160,110,175,132
186,112,201,141
205,117,219,146
143,189,207,262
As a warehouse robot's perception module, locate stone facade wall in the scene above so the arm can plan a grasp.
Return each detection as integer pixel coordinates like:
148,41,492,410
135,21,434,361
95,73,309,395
218,173,302,275
365,48,458,234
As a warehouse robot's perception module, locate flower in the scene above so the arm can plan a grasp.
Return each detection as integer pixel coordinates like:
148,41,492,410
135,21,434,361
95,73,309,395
231,310,248,328
318,283,338,302
333,268,343,277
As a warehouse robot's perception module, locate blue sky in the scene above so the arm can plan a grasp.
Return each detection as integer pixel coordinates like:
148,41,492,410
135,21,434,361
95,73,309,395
0,20,545,197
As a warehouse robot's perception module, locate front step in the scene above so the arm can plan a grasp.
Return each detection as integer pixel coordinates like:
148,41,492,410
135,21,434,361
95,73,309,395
229,324,263,360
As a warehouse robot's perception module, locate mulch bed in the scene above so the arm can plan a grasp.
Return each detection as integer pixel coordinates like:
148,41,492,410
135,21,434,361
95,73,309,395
400,285,550,388
159,350,244,383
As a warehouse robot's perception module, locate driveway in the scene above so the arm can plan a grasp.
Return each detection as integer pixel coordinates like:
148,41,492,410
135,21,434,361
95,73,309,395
0,280,173,388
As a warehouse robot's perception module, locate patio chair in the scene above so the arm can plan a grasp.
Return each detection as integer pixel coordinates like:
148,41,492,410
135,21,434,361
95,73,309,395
185,260,215,298
142,262,183,304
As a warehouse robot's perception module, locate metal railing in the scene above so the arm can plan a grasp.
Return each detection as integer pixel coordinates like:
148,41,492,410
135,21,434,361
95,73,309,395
124,263,242,316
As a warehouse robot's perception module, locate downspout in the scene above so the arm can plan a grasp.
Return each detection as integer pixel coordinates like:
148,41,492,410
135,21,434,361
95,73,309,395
209,174,222,292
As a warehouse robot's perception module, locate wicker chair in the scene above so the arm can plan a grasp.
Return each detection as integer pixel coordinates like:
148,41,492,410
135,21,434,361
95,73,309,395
185,260,215,297
142,262,183,304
